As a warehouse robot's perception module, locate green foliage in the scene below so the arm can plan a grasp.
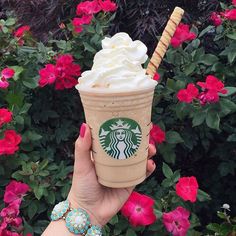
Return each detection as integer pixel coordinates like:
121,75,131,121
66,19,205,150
0,10,112,235
0,1,236,236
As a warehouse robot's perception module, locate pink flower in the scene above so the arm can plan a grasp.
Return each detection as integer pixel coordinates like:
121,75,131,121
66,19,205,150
72,15,93,33
197,75,227,105
14,26,30,38
197,75,227,95
98,0,117,12
233,0,236,6
54,54,81,90
198,90,219,105
0,130,22,156
0,68,15,89
38,54,81,90
221,9,236,20
171,23,196,48
176,176,199,203
177,83,199,103
4,181,29,204
0,108,12,128
76,1,101,15
210,12,222,26
121,191,156,227
1,68,15,79
150,124,166,144
38,64,56,87
0,77,9,89
14,26,30,45
0,200,22,228
0,229,21,236
163,207,190,236
153,72,161,81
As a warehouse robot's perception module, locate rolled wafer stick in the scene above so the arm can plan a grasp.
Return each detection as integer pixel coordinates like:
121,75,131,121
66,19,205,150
146,7,184,78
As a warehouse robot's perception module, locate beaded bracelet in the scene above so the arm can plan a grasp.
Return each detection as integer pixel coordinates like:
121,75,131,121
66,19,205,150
51,200,102,236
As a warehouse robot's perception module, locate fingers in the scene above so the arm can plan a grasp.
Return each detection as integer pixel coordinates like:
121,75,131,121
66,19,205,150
74,123,93,176
146,159,156,177
148,144,156,159
147,144,157,177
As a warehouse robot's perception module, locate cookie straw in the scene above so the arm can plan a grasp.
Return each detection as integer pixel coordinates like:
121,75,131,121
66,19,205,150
146,7,184,78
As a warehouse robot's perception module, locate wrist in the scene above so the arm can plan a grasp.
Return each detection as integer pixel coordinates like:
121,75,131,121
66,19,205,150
67,192,108,227
50,199,103,235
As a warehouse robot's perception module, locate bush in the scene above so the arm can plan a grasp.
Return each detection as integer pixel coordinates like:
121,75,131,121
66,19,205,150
0,1,236,235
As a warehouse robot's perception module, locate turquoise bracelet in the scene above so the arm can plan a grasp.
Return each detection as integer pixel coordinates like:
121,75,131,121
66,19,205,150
51,200,102,236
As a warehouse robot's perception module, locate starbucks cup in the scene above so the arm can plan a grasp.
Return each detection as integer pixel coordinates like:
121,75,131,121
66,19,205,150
78,83,156,188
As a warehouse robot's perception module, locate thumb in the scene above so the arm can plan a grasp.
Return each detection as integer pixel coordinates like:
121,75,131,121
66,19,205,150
74,123,93,176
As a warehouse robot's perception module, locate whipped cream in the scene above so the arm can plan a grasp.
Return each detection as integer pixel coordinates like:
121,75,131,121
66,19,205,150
76,32,157,90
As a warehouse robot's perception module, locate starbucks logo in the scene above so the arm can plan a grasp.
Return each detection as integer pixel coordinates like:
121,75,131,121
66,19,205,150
99,118,142,160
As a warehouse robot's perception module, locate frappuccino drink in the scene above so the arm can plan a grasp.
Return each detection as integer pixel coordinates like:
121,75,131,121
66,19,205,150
76,33,157,188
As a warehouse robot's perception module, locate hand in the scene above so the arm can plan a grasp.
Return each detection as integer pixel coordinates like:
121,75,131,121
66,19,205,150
68,123,157,227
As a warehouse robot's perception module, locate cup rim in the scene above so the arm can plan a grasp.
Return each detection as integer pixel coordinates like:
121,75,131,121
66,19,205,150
77,82,157,96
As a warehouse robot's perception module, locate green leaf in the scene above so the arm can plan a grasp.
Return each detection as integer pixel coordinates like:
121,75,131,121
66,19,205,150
0,165,5,175
162,162,173,178
5,18,16,26
207,223,221,233
199,54,218,65
227,134,236,142
39,170,50,176
22,76,39,89
95,22,102,34
184,63,197,76
23,219,34,235
220,99,236,116
199,26,215,38
45,191,56,204
192,112,206,127
126,229,136,236
220,87,236,97
197,189,211,202
15,115,24,125
218,161,235,176
34,186,44,200
28,201,38,219
228,51,236,63
217,211,227,220
83,42,96,53
159,143,176,164
2,26,9,33
161,178,173,187
154,209,163,218
166,78,176,91
206,111,220,130
227,33,236,40
61,184,71,198
39,159,49,170
171,171,181,183
220,2,228,10
10,66,24,81
25,131,42,141
166,131,184,144
191,39,200,48
5,93,24,107
56,40,67,49
20,103,32,114
109,215,119,225
193,47,205,61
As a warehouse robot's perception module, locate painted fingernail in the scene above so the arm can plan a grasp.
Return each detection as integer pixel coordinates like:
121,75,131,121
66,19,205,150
80,123,86,138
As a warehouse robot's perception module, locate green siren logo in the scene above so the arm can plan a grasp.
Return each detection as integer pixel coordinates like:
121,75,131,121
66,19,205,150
99,118,142,160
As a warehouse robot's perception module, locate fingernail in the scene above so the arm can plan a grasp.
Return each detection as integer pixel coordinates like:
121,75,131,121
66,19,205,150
80,123,86,138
